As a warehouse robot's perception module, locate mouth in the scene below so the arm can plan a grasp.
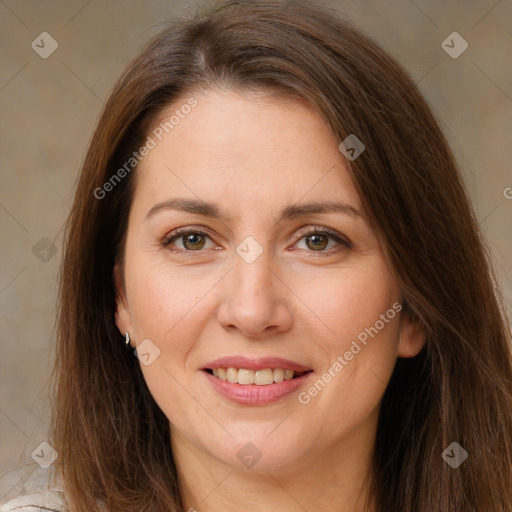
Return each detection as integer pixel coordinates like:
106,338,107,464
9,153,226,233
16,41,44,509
201,357,313,405
203,367,310,385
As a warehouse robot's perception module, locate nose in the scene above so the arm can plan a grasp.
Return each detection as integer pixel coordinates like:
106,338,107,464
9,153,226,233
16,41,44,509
216,249,293,338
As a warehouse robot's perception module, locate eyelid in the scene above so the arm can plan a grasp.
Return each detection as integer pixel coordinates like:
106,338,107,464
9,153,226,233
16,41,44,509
292,225,352,248
162,225,218,248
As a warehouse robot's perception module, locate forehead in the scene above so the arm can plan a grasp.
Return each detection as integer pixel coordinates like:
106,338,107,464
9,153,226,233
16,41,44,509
131,89,362,217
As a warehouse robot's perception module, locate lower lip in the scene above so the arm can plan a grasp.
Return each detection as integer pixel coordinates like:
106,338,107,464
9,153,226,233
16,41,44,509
203,370,312,405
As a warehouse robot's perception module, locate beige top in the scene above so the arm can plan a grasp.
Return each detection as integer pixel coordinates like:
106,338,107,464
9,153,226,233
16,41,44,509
0,489,68,511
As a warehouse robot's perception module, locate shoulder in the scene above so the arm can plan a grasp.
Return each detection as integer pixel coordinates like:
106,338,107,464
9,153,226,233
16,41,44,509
0,489,67,511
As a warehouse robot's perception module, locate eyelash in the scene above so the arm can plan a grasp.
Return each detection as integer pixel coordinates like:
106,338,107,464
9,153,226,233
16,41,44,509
162,226,352,256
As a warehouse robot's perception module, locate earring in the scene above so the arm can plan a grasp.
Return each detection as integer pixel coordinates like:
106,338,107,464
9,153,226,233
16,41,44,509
125,331,130,349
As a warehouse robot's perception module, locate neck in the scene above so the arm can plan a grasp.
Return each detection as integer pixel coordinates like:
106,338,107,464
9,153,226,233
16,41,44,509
171,416,378,512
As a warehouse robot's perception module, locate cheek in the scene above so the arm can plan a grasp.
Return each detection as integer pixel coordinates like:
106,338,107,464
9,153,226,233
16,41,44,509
124,262,211,428
294,263,400,348
294,263,401,408
126,259,213,338
123,262,216,388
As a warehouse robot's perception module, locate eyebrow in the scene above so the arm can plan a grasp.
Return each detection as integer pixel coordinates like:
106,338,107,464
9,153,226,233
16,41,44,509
145,198,362,223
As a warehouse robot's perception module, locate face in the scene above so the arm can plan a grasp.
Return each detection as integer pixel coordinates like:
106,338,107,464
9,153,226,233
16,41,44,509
114,88,425,475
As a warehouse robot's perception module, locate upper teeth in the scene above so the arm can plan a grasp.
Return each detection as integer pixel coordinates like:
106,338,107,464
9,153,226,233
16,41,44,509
212,367,298,385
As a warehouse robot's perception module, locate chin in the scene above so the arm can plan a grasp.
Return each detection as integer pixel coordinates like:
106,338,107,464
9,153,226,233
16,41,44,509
204,428,310,473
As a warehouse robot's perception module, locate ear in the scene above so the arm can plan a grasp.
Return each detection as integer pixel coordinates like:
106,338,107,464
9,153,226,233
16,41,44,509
397,306,426,358
113,262,133,343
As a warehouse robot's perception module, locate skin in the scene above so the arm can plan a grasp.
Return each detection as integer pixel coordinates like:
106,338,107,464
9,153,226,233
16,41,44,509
114,88,426,512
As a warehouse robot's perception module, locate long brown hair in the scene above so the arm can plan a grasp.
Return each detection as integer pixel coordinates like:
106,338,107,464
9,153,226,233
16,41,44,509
48,1,512,510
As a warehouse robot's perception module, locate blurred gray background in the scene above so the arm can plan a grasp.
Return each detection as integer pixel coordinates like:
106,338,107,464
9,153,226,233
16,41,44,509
1,0,511,501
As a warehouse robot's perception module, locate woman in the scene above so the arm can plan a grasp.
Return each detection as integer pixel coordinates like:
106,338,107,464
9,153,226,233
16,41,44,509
2,0,511,511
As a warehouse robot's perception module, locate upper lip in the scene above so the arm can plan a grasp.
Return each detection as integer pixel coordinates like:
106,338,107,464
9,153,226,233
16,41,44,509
203,356,312,372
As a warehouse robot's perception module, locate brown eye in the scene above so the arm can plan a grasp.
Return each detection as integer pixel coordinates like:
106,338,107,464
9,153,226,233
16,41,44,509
181,233,206,250
163,229,214,251
294,227,351,254
305,234,329,251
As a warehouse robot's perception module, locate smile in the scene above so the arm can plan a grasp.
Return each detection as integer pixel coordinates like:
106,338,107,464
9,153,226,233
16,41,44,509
201,357,313,405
